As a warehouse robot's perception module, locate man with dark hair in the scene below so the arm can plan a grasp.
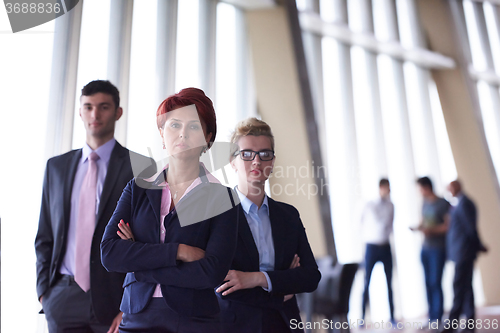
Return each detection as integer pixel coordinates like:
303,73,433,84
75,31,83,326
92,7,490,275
441,180,487,333
35,80,155,332
417,176,434,191
413,176,450,325
360,178,396,325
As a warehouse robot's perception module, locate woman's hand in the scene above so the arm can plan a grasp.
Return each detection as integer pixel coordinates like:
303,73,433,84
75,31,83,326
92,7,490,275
216,270,267,296
117,219,135,241
177,244,205,262
289,254,300,269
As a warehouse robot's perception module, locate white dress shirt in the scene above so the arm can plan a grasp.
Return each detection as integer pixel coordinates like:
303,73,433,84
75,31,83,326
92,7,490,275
361,197,394,245
235,187,275,292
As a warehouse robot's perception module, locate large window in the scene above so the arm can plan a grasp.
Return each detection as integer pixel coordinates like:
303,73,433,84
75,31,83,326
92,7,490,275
300,0,463,322
0,13,55,333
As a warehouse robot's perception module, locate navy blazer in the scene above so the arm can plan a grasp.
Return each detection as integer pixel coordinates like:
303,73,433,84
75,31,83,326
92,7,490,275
216,198,321,333
447,195,482,262
35,142,156,324
101,170,239,318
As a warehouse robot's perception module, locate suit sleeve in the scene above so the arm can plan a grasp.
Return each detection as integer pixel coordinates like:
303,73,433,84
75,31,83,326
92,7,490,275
101,180,180,272
133,202,238,290
265,212,321,296
34,160,53,300
461,199,479,241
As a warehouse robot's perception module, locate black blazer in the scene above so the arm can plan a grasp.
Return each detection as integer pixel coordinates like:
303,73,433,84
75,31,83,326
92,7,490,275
34,142,155,324
217,198,321,333
447,195,483,262
100,169,239,319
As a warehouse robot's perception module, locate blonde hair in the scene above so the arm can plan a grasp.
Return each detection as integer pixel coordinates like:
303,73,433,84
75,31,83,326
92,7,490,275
230,117,275,159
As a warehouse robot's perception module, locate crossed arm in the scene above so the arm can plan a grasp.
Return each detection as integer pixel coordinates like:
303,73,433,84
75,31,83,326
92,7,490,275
101,181,238,290
216,216,321,308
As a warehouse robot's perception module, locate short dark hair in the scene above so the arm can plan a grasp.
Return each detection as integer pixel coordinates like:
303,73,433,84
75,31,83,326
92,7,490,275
81,80,120,109
417,176,433,191
379,178,390,187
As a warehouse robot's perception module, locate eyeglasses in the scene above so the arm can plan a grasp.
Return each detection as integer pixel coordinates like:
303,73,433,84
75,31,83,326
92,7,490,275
234,149,275,161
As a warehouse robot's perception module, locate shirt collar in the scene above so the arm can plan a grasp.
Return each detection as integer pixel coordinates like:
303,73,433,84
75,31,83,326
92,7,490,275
235,186,269,215
378,195,391,204
82,138,116,165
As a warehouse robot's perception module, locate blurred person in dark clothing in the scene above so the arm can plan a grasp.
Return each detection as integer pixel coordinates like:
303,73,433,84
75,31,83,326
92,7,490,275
441,180,487,333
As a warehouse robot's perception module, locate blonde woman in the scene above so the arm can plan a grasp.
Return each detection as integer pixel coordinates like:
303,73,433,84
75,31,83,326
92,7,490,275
216,118,321,333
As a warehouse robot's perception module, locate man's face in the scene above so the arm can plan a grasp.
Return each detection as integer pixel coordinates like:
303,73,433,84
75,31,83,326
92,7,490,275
418,185,431,197
79,93,122,140
380,185,390,198
447,183,459,197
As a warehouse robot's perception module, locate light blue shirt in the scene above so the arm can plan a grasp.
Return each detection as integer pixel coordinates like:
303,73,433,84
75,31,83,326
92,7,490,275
235,187,275,292
60,138,116,276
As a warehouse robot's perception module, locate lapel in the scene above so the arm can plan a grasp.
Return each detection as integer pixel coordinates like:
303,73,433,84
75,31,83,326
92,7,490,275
96,142,127,224
146,168,167,226
237,206,261,271
146,186,163,226
268,198,286,270
63,150,82,233
454,195,466,217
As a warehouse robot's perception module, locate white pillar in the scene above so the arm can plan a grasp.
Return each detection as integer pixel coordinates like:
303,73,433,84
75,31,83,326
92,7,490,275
397,0,443,191
107,0,134,145
303,0,327,163
376,0,425,320
235,7,255,120
156,0,178,103
349,0,388,197
45,0,83,158
470,1,500,178
323,0,363,263
198,0,217,99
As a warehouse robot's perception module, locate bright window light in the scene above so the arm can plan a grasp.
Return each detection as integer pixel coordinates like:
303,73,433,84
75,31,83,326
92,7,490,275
72,0,111,150
175,0,199,91
0,10,55,333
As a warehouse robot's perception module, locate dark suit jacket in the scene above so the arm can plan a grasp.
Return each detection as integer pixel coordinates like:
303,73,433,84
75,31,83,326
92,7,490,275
35,142,155,324
100,170,239,319
216,198,321,333
447,194,482,262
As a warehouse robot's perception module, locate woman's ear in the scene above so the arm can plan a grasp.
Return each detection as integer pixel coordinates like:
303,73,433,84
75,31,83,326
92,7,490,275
230,156,237,172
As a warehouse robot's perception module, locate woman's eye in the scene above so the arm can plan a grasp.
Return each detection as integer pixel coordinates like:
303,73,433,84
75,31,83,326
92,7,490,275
170,122,180,128
190,124,200,130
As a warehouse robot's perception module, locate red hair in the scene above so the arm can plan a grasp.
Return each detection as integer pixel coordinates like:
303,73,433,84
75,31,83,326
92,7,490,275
156,88,217,148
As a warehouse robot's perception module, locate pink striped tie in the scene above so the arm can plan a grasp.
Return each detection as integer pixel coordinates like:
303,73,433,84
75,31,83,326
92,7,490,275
75,152,99,292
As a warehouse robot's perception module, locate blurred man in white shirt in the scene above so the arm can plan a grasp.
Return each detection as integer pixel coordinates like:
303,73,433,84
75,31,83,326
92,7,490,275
361,178,396,325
